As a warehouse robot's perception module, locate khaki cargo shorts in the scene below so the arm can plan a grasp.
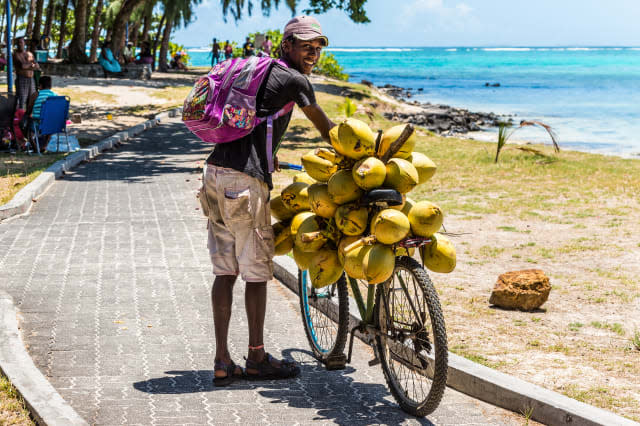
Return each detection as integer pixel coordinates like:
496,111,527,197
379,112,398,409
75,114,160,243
199,164,274,282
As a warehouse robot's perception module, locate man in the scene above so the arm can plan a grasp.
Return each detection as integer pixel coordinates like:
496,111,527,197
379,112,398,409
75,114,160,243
261,35,273,56
201,15,333,386
210,38,221,66
122,42,134,63
242,37,255,58
26,75,57,152
223,40,233,60
13,36,39,109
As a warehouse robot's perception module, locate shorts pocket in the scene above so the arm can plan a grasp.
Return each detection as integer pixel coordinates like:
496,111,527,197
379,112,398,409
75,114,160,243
197,185,210,218
253,226,275,262
222,187,252,222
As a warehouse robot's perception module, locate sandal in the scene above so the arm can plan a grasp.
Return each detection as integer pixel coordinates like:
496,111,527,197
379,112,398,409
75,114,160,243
245,352,301,380
213,359,244,387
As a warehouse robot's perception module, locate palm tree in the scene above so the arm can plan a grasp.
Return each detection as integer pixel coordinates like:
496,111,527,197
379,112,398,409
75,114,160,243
69,0,91,62
88,0,104,62
158,0,201,71
56,0,71,58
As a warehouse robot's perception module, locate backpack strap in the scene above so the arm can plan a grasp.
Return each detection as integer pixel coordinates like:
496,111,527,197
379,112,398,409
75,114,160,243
264,101,295,173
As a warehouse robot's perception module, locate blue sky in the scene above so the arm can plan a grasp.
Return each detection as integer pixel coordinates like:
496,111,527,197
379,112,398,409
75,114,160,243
173,0,640,47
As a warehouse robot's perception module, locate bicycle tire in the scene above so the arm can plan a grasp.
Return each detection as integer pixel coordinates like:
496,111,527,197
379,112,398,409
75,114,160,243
298,269,349,363
375,256,448,417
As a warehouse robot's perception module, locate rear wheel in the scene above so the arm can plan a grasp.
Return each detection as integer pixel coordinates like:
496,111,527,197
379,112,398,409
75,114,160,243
375,256,448,417
298,269,349,365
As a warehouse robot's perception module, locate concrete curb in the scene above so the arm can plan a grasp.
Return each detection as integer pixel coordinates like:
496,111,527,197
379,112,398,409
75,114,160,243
0,291,88,426
0,107,183,222
273,255,639,426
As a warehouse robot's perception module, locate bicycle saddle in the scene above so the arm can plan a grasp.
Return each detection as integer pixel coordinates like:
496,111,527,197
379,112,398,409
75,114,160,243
362,189,403,206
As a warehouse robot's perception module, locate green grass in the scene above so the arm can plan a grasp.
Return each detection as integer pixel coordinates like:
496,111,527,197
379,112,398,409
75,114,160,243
0,373,34,425
632,330,640,351
568,322,584,332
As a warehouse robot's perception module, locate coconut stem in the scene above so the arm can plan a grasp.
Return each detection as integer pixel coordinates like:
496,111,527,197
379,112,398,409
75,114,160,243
380,124,415,163
342,235,376,255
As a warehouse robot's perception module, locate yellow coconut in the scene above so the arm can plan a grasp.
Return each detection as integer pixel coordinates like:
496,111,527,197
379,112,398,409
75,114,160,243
393,196,415,216
408,201,444,237
301,150,338,183
378,124,417,159
270,196,294,221
308,248,344,288
341,238,368,280
334,203,369,236
273,221,292,247
352,157,386,190
290,211,315,237
361,244,396,284
384,158,419,194
420,233,456,273
293,245,315,270
294,214,327,252
328,169,364,204
337,118,376,160
408,152,437,184
371,209,411,244
308,183,338,219
337,236,359,265
293,172,316,185
329,125,347,156
275,236,294,255
281,182,310,213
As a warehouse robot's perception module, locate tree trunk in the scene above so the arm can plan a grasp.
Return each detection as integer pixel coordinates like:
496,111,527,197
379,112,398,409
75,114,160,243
68,0,88,63
151,12,165,71
158,18,172,72
129,21,140,48
43,0,56,39
26,0,37,38
84,0,93,40
12,3,19,38
0,7,5,46
89,0,103,62
109,0,145,62
56,0,70,58
32,0,45,41
140,9,152,43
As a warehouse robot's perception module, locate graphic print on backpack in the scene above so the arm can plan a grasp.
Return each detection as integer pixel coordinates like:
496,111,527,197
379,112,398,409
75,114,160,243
182,57,293,144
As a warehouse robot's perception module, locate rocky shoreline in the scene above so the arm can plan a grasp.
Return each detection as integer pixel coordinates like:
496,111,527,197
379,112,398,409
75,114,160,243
372,82,515,136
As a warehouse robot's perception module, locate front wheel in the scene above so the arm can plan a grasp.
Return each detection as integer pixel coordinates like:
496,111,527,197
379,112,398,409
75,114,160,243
375,256,448,417
298,269,349,365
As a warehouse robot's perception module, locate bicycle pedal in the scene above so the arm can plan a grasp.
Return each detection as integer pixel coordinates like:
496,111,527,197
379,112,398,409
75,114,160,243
368,357,381,367
325,353,347,370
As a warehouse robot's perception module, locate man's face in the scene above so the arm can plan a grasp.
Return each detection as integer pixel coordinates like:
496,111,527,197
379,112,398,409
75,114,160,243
284,38,324,75
17,38,25,51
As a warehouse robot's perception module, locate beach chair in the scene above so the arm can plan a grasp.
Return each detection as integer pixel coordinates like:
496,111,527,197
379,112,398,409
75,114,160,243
0,92,18,152
31,96,71,155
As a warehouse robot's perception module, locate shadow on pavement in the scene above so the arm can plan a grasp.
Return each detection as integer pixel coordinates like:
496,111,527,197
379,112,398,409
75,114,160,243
132,348,434,425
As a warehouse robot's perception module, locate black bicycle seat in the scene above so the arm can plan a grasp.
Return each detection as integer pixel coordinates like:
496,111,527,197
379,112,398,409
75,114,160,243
362,189,403,206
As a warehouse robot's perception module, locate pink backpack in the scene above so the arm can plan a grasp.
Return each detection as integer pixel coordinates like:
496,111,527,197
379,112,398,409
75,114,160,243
182,56,294,172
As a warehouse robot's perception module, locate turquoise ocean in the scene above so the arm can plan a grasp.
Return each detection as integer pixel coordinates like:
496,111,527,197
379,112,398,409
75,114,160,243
186,46,640,157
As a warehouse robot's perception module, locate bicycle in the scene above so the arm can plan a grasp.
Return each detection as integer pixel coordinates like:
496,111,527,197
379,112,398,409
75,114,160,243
297,187,448,417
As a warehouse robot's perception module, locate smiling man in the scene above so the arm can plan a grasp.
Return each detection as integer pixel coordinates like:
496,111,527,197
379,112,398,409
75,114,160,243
202,16,335,386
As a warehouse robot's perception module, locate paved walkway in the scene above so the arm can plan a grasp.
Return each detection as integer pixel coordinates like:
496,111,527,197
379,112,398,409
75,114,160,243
0,119,525,425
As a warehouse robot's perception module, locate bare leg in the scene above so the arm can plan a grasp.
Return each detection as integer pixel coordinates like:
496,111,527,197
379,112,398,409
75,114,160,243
212,275,237,377
245,281,267,365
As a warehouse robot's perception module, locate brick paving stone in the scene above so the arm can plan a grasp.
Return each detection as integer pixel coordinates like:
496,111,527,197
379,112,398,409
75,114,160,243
0,119,527,425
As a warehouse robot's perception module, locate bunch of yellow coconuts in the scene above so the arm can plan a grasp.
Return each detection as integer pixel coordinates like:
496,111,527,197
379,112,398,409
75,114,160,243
270,118,457,289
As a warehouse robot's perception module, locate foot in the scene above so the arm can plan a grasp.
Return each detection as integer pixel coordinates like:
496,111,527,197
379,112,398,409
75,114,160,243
245,351,300,380
213,358,244,387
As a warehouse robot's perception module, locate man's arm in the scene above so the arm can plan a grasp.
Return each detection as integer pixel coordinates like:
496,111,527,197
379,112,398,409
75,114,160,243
301,103,336,141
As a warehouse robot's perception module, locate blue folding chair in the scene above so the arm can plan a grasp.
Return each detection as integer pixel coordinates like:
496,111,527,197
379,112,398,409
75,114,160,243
31,96,71,155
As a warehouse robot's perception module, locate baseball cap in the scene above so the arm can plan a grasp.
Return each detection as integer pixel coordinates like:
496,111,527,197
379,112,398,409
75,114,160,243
283,15,329,46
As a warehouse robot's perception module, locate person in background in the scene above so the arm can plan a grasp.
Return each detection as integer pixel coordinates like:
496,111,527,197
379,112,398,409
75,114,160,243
13,36,39,109
122,42,135,63
170,51,189,71
202,15,333,385
25,75,57,152
242,37,255,58
261,35,273,56
98,41,122,75
136,41,154,65
210,38,221,66
0,44,6,71
223,41,233,60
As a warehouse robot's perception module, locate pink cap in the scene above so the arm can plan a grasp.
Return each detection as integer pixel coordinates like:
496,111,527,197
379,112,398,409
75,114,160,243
283,15,329,46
